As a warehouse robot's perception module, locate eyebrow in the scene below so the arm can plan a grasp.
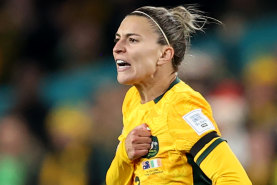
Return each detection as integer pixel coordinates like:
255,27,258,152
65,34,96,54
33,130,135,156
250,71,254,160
115,33,142,38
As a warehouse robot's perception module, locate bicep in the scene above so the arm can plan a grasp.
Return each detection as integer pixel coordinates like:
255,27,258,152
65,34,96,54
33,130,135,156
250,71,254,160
196,140,252,185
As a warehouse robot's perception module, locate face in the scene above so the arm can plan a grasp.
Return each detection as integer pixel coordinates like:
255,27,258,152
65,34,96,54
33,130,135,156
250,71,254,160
113,15,164,85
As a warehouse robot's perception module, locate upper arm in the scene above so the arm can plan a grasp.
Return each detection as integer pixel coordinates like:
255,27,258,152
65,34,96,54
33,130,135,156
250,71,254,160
167,92,251,184
197,140,252,184
167,93,220,152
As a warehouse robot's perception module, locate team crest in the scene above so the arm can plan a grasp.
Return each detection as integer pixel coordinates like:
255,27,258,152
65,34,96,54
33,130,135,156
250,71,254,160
135,176,140,185
143,136,159,159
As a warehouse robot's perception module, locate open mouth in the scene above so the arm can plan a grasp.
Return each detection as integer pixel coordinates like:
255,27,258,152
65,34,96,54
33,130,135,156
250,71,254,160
116,60,131,67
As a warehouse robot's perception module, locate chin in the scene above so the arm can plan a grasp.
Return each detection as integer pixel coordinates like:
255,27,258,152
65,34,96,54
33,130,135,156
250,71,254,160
117,76,134,85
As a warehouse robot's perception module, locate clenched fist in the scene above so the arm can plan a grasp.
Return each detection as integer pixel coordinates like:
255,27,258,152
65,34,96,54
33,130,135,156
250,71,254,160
125,124,152,160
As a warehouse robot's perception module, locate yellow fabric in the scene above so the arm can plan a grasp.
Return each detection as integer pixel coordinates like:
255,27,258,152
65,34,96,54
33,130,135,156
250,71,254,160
194,137,219,161
106,138,134,185
199,141,252,185
106,79,251,184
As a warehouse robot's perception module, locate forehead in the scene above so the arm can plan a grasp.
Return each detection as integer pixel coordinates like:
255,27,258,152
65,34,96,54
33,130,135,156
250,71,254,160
116,15,157,37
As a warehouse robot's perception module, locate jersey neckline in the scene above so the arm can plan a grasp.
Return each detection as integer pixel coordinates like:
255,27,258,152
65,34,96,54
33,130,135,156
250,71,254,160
153,77,181,104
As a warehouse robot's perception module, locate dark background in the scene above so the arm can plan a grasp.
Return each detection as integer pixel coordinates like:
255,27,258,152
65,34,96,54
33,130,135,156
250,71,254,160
0,0,277,185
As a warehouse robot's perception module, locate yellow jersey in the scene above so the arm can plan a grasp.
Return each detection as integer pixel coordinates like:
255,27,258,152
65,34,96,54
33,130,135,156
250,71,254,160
106,78,252,185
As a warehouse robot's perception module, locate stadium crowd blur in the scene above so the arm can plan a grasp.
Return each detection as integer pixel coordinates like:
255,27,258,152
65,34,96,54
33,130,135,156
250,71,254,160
0,0,276,184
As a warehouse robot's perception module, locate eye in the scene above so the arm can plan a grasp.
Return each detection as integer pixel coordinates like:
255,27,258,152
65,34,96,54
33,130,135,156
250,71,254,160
114,38,119,43
129,38,138,43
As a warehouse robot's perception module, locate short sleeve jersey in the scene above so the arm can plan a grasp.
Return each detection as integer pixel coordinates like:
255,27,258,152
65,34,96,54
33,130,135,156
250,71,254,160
119,78,222,184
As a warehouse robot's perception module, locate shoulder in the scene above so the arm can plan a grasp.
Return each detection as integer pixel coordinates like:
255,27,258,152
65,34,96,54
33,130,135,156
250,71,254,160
122,86,139,114
124,86,137,100
167,80,211,113
165,80,220,151
167,80,215,126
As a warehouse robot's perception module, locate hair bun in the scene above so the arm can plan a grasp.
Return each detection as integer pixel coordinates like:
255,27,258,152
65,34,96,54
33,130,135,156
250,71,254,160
169,6,208,36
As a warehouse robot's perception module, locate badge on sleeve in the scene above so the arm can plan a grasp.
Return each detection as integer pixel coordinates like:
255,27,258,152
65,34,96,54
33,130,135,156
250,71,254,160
183,109,215,135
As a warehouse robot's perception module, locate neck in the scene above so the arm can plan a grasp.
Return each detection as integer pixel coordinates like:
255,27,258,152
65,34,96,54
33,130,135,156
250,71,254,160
135,72,177,104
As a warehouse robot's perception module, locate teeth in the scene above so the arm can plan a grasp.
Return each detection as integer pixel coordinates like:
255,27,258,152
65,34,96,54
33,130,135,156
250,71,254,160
116,60,131,67
116,60,125,64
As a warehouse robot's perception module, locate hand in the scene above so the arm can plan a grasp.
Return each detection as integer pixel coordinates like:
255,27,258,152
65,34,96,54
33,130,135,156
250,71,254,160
125,123,152,160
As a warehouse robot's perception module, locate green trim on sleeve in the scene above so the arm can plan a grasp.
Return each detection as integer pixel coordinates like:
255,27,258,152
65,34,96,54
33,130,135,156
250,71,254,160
186,154,212,185
196,138,226,166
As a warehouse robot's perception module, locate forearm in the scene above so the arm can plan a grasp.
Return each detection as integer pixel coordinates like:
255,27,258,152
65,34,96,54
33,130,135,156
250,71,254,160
199,141,252,185
106,139,134,185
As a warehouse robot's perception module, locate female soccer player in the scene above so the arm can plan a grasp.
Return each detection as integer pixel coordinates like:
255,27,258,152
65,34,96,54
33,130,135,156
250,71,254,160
106,5,252,185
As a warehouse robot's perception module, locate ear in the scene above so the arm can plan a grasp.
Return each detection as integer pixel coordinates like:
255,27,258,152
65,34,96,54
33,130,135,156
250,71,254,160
157,46,174,65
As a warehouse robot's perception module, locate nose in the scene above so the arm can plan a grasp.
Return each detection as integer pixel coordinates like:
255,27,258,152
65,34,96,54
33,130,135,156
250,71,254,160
113,39,126,54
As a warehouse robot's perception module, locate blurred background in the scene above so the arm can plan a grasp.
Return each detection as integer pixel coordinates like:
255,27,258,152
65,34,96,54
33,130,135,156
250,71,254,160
0,0,276,184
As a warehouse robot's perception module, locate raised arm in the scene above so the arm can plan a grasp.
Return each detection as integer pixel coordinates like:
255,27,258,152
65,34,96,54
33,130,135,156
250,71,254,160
106,124,151,185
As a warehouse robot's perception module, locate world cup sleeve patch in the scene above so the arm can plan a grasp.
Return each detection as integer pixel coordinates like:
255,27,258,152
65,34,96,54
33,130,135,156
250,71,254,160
182,109,215,135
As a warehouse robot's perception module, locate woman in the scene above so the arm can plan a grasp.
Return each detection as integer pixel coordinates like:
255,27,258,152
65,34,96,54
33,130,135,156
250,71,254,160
106,5,252,185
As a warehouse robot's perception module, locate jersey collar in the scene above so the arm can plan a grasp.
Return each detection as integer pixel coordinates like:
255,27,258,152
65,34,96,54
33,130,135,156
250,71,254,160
154,77,180,104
